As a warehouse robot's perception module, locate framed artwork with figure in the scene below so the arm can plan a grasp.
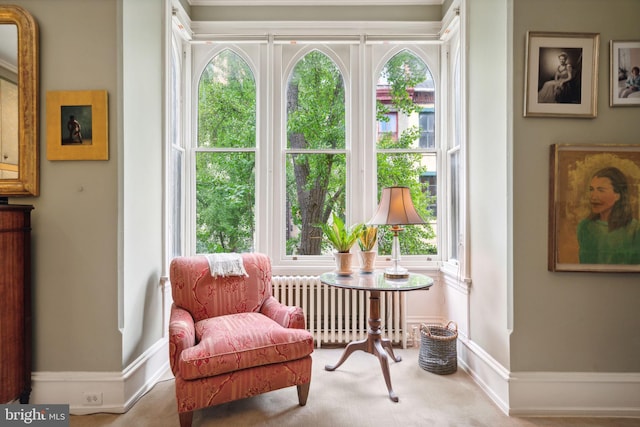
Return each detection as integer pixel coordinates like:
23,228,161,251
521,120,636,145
524,32,599,118
549,144,640,272
610,40,640,107
46,90,108,160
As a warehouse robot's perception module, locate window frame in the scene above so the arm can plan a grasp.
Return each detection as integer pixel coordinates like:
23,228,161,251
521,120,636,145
170,15,463,276
168,19,189,261
193,47,260,254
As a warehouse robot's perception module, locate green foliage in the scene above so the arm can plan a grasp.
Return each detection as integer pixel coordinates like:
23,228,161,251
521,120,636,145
195,47,438,257
287,52,345,150
196,152,255,253
317,213,364,253
357,225,378,252
196,50,256,253
377,50,428,120
285,51,347,255
198,50,256,149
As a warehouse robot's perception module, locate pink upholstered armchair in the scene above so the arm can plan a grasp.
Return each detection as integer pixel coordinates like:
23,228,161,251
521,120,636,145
169,253,314,427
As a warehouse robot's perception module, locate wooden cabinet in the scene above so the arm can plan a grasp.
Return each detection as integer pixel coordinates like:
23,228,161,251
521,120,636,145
0,203,33,403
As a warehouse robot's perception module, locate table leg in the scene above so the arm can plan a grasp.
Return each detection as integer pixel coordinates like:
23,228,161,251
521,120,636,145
373,339,399,402
324,337,368,371
380,337,402,362
324,290,401,402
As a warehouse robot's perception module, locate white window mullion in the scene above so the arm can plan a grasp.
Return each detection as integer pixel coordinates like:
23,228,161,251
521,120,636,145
256,41,272,255
271,42,287,263
362,42,378,224
184,41,197,256
350,40,366,226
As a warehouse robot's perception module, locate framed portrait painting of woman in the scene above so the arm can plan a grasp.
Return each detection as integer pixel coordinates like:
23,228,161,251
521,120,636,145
524,32,599,118
549,144,640,272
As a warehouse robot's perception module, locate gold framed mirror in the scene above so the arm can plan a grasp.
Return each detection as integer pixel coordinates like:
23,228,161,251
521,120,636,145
0,5,39,197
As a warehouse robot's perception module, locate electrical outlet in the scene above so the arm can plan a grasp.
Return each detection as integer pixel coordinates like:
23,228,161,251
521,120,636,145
82,392,103,406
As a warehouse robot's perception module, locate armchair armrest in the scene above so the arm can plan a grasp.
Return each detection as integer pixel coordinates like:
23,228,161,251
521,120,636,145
261,296,306,329
169,303,196,376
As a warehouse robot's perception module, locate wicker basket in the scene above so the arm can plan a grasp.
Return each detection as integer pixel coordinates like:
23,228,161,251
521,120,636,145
419,321,458,375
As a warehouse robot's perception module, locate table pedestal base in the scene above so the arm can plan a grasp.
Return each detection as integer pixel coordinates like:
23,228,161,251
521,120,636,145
324,290,402,402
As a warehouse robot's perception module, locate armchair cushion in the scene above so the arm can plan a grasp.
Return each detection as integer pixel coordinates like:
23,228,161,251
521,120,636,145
180,312,313,380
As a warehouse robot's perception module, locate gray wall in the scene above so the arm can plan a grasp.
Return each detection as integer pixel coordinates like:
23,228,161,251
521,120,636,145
508,0,640,372
467,0,640,375
468,0,640,372
3,0,638,386
2,0,164,372
3,0,122,371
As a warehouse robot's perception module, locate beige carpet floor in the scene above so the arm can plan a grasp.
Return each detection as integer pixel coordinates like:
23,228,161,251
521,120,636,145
70,348,638,427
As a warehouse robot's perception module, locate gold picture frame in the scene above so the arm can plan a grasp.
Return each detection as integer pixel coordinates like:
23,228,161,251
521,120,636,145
549,144,640,272
524,32,599,118
609,40,640,107
46,90,108,160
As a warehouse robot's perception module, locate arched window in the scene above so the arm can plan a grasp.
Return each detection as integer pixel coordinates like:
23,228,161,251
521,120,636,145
195,49,257,253
170,16,462,275
285,51,347,256
376,50,437,256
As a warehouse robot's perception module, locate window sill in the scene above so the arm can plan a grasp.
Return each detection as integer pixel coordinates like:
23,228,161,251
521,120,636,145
271,258,442,277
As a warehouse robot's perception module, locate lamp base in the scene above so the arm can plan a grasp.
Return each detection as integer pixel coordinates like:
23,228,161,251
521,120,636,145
384,271,409,279
384,266,409,279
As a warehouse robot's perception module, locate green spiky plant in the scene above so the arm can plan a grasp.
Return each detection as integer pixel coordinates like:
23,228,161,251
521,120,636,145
318,213,364,253
357,225,378,252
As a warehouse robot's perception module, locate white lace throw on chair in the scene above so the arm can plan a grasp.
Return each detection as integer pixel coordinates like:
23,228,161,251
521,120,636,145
205,253,249,277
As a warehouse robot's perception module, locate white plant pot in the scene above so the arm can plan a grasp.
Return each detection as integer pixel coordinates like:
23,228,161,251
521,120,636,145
359,250,376,273
334,252,354,276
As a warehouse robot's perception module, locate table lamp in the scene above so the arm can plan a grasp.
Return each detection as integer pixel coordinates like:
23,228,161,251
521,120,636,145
369,186,425,279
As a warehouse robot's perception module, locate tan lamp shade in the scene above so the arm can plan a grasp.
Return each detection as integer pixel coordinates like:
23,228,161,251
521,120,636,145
369,186,425,225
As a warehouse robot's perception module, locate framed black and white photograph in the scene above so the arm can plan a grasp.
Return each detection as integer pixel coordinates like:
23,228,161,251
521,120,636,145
524,32,599,118
610,40,640,107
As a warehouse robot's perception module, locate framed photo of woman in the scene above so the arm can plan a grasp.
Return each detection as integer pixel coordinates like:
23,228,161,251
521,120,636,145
610,40,640,107
524,32,599,118
549,144,640,272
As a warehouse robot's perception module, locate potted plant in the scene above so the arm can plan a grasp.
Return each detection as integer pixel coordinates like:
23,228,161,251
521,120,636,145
318,213,363,275
357,225,378,273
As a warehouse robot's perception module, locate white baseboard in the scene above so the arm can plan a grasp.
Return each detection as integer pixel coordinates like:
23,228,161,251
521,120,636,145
31,338,170,415
457,336,511,414
508,371,640,417
457,337,640,417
